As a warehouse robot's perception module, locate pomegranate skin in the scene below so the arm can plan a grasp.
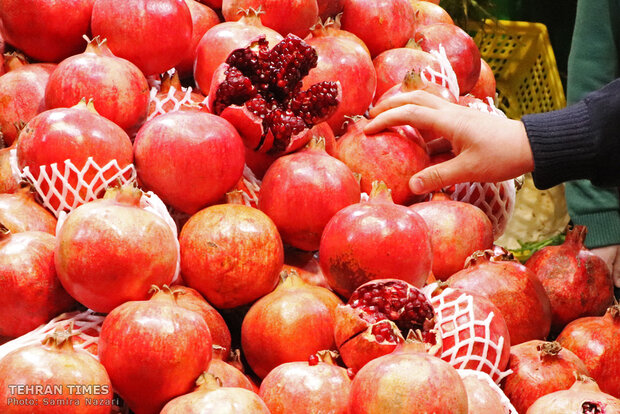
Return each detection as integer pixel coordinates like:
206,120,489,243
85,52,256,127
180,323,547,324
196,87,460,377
411,0,454,30
55,191,179,313
461,375,509,413
0,144,19,194
0,187,57,234
318,0,345,19
134,111,245,215
525,225,614,332
527,376,620,413
179,202,284,309
0,59,56,145
99,292,212,414
91,0,193,76
207,359,255,390
0,0,94,63
556,305,620,398
410,200,494,280
340,0,415,58
469,58,496,100
348,352,468,414
222,0,319,38
319,183,432,298
45,38,150,136
0,231,76,338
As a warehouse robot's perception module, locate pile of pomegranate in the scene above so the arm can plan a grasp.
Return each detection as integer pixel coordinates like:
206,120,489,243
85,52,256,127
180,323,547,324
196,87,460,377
0,0,618,413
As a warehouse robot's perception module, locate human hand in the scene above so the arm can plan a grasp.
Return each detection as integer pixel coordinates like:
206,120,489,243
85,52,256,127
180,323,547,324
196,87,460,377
365,90,535,194
590,245,620,288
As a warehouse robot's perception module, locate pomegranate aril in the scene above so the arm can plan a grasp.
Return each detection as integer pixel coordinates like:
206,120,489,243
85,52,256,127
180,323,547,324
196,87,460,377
268,35,318,97
308,354,319,366
214,67,257,114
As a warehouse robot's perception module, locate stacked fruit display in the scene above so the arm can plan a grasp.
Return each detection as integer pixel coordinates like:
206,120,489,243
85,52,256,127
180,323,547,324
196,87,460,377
0,0,618,413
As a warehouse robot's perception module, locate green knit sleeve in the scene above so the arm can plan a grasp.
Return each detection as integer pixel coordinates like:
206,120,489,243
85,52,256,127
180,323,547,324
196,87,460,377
565,0,620,248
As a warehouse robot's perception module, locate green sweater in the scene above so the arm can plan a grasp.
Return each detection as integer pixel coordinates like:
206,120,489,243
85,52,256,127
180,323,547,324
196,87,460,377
565,0,620,248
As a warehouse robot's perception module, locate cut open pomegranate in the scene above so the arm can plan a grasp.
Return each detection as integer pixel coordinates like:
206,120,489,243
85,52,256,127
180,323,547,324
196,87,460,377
208,34,341,155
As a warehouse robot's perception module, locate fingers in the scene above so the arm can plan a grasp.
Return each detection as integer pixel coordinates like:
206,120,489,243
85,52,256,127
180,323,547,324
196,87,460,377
369,90,448,118
364,104,439,136
409,156,469,194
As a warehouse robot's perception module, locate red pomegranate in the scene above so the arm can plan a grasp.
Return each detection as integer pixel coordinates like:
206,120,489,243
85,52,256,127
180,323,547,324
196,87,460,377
91,0,193,76
556,304,620,398
527,375,620,413
461,373,511,413
410,199,494,279
241,272,342,378
411,0,454,30
318,0,345,19
334,279,438,373
55,186,178,313
0,187,57,234
502,340,589,414
303,19,376,134
0,0,94,62
99,287,212,414
0,332,113,413
161,373,270,413
335,117,430,205
448,249,552,345
0,54,56,145
194,8,283,93
348,351,468,413
152,285,232,361
222,0,319,38
147,72,208,119
45,37,150,136
259,351,352,414
134,111,245,214
469,58,496,100
372,44,441,104
340,0,415,58
207,358,255,390
176,0,221,79
306,15,370,55
0,143,19,194
525,225,614,332
0,230,76,338
258,138,360,251
415,23,481,94
375,68,458,109
16,101,134,212
319,181,432,298
208,34,341,155
179,192,283,309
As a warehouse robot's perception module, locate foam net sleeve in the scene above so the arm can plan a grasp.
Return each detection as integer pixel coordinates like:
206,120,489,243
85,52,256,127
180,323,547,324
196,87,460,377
457,369,518,414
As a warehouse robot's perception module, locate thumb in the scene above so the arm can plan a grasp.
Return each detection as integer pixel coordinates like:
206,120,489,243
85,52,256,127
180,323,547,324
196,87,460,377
409,157,467,194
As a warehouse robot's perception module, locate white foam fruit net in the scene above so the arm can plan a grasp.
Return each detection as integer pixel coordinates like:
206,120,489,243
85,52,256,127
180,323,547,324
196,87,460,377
0,310,105,362
147,83,208,121
423,284,511,384
237,165,261,207
421,45,460,99
457,369,518,414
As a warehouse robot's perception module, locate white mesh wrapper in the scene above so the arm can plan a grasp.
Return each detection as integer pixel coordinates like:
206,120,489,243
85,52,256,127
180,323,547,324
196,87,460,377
421,45,460,99
0,310,105,362
148,84,208,121
423,284,511,384
457,369,518,414
10,149,137,218
237,165,261,208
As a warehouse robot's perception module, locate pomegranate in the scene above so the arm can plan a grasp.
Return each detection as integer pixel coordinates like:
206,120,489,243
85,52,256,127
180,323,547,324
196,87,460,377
0,230,76,338
152,285,232,360
179,191,283,309
0,331,113,413
461,373,511,413
307,15,370,55
448,249,552,345
16,101,134,212
55,186,178,313
91,0,193,76
335,117,430,205
208,34,341,155
348,351,468,413
206,358,255,390
284,247,330,288
194,8,283,93
372,44,441,103
161,373,270,413
318,0,345,19
222,0,319,38
0,0,94,62
340,0,415,58
45,37,150,136
556,304,620,398
99,286,212,414
334,279,437,372
502,340,589,414
259,351,352,414
410,199,494,279
411,0,454,30
303,19,376,134
319,181,432,298
0,54,56,145
176,0,221,79
469,58,496,100
241,272,342,378
0,143,19,194
147,72,208,119
526,225,614,332
0,187,57,234
258,138,360,251
134,111,245,214
527,375,620,413
415,23,481,94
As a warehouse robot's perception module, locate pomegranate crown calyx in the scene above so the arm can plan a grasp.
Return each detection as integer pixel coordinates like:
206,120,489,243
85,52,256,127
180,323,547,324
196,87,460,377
564,225,588,247
368,181,394,203
537,341,562,359
196,373,223,391
237,6,265,19
464,247,516,268
42,325,77,351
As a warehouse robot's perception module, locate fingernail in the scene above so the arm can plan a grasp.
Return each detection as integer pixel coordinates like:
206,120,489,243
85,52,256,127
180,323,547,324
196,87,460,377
410,177,424,194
